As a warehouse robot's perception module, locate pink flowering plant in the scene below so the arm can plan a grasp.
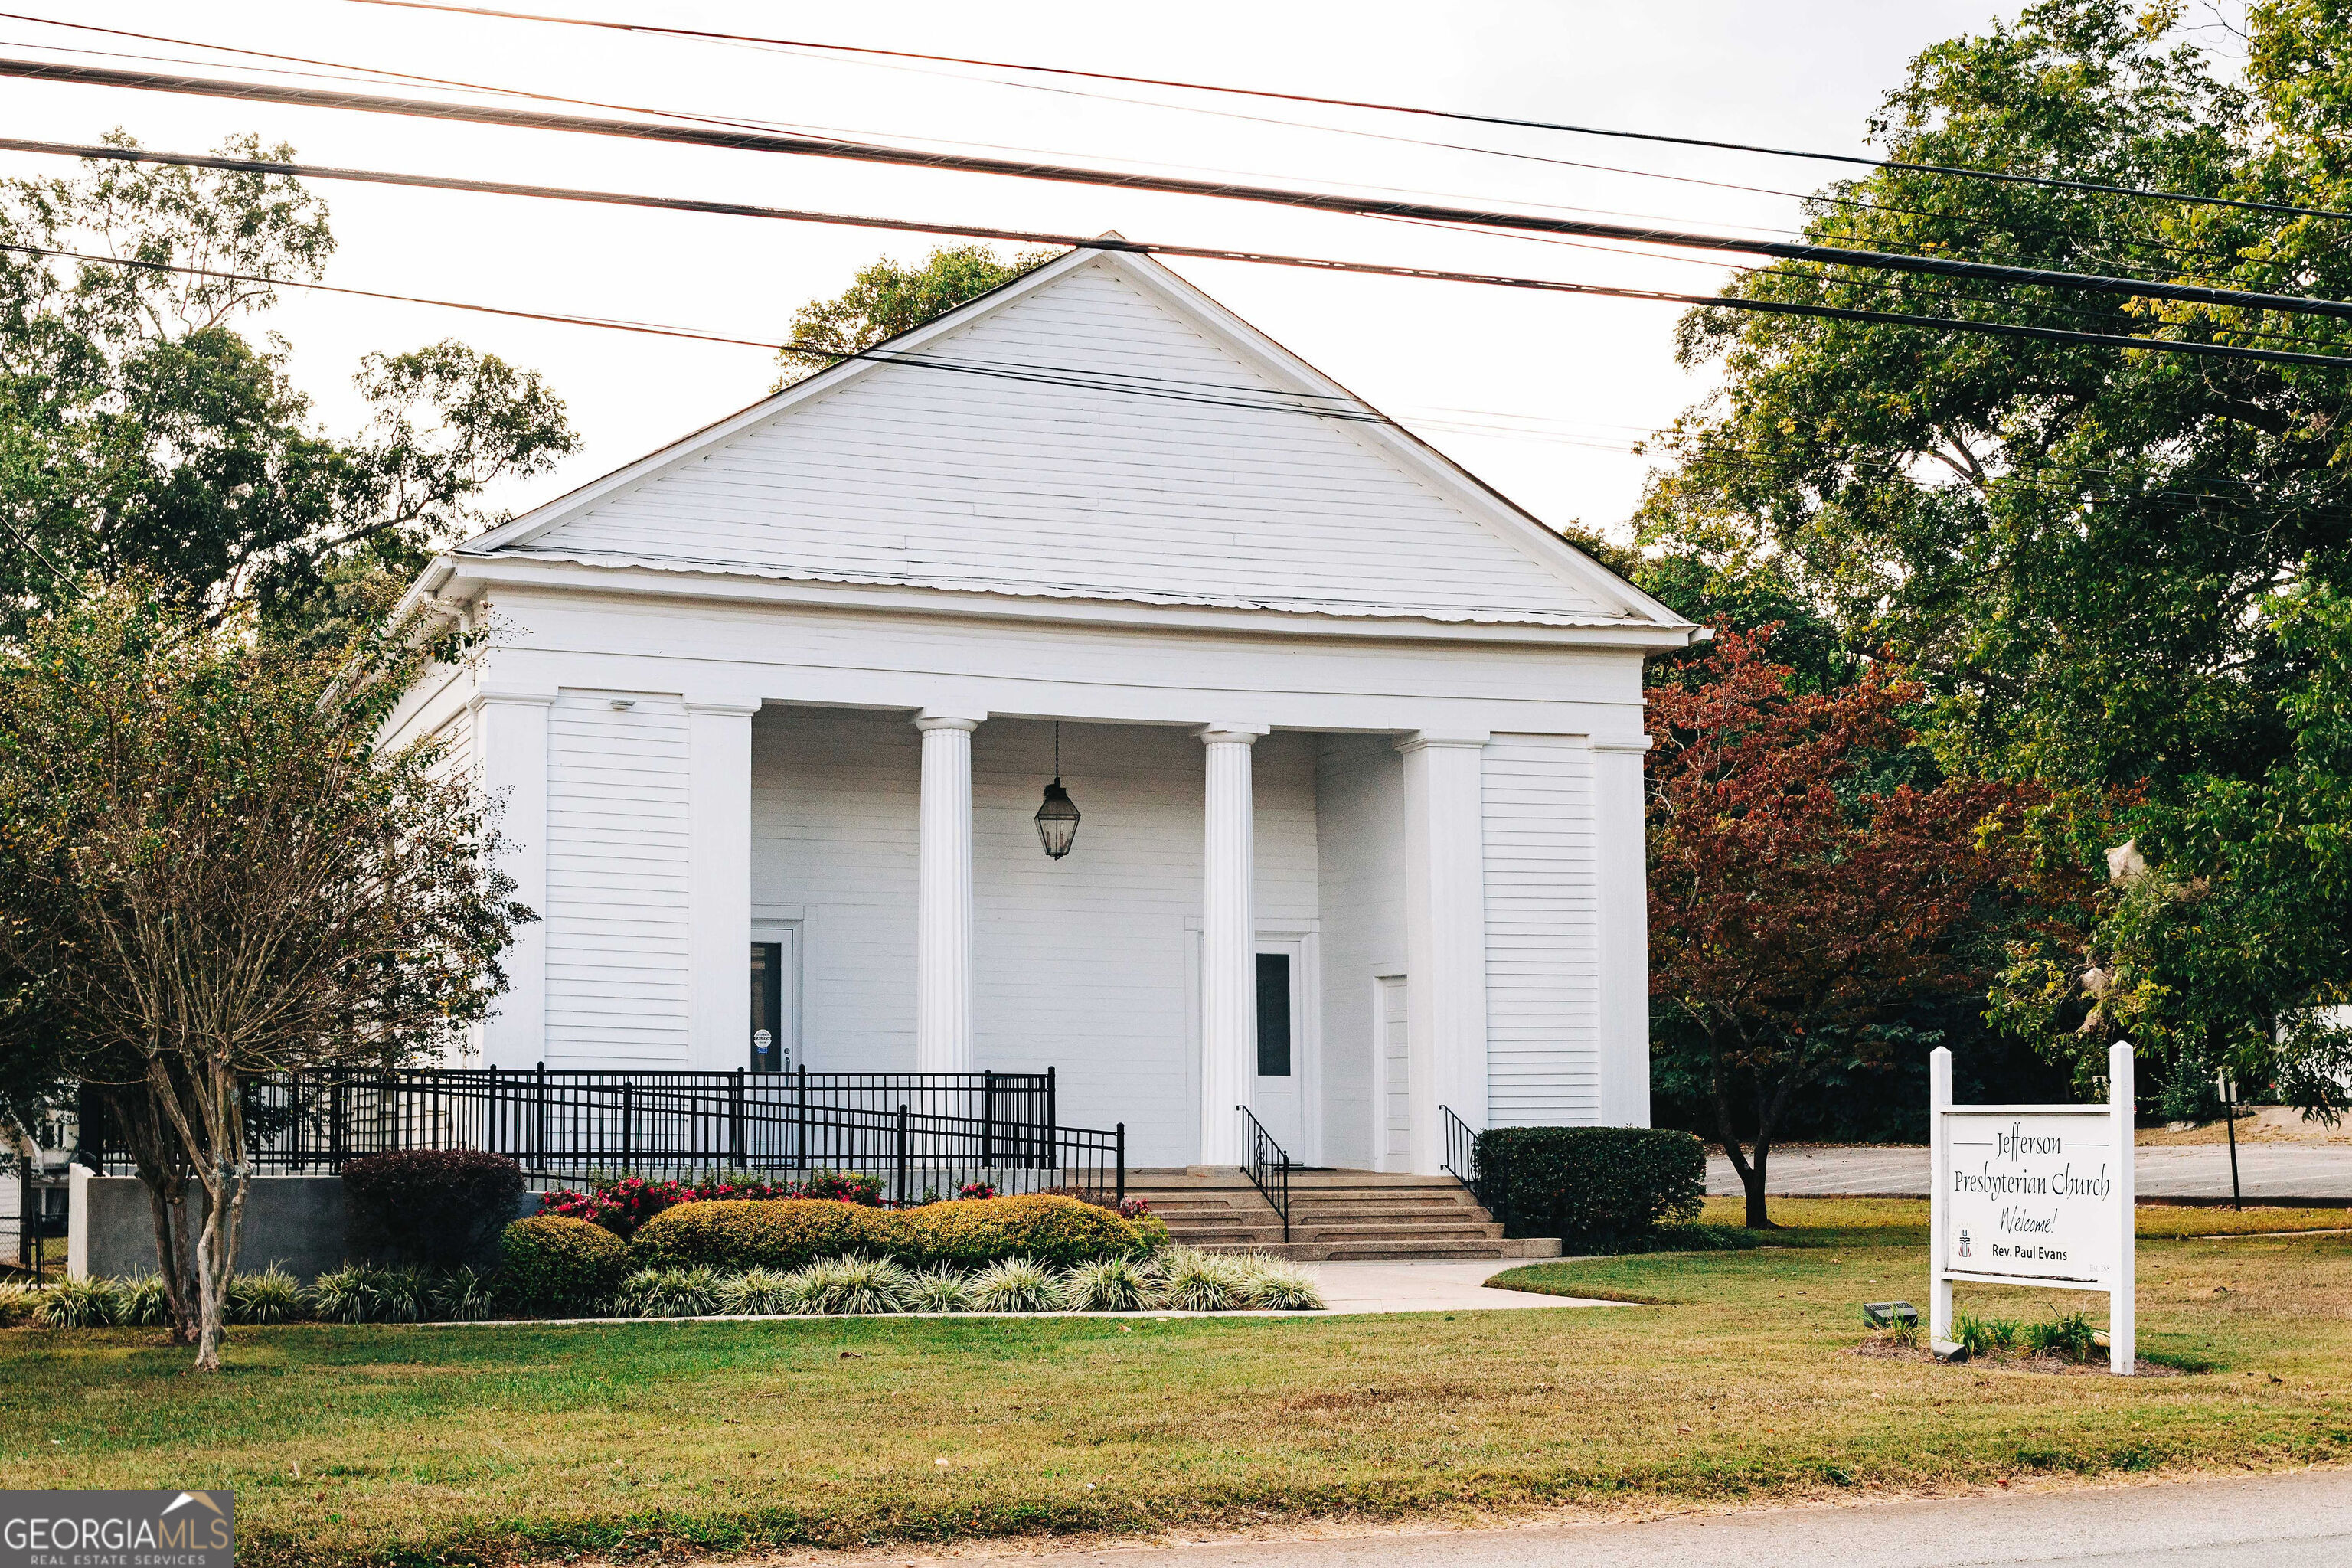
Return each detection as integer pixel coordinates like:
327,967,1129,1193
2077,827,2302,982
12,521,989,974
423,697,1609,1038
540,1169,884,1237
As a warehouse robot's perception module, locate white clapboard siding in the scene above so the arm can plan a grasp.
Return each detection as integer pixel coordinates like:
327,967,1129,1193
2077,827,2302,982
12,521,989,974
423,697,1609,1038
518,260,1608,621
1482,734,1601,1125
544,691,692,1067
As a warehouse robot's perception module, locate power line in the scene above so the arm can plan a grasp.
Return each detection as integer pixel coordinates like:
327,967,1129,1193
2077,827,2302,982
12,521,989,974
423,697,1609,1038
0,11,2239,279
338,0,2352,227
9,57,2352,330
9,136,2351,373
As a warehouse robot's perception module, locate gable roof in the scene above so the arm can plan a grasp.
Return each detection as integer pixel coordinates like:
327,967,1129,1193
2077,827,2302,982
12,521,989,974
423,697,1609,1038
455,244,1691,632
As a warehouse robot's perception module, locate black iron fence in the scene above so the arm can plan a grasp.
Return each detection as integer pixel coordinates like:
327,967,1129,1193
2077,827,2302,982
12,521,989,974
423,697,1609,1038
1237,1103,1292,1243
78,1067,1126,1207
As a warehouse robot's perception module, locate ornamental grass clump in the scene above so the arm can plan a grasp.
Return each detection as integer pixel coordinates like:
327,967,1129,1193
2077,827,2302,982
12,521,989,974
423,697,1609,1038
614,1266,720,1318
0,1279,45,1326
429,1266,497,1322
967,1256,1065,1313
2027,1308,2101,1362
1063,1254,1158,1312
40,1275,122,1328
310,1266,370,1324
902,1266,969,1313
116,1271,172,1328
711,1266,796,1316
816,1255,910,1315
773,1262,835,1315
1154,1247,1246,1312
1233,1255,1324,1310
225,1265,309,1325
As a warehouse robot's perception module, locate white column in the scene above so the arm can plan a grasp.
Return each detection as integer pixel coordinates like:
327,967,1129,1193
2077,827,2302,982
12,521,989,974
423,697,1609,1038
1198,724,1267,1165
914,712,983,1073
1398,733,1489,1174
1592,735,1654,1127
469,687,554,1069
687,697,759,1072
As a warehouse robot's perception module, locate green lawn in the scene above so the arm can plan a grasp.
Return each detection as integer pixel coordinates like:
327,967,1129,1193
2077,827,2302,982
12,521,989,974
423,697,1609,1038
3,1200,2347,1568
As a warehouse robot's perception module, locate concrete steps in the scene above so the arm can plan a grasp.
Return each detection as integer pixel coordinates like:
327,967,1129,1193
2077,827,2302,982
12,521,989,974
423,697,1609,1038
1122,1168,1561,1263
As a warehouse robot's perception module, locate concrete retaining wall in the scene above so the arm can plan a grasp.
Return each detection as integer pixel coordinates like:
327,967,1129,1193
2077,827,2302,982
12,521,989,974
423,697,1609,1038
69,1167,354,1282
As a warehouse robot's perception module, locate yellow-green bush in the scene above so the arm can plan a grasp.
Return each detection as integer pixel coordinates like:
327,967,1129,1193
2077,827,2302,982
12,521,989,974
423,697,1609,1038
498,1215,629,1313
624,1193,1151,1273
629,1199,879,1272
879,1194,1145,1269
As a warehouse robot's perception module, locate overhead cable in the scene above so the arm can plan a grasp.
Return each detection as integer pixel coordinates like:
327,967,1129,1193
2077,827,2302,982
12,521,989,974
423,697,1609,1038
337,0,2352,227
8,136,2350,372
8,58,2352,327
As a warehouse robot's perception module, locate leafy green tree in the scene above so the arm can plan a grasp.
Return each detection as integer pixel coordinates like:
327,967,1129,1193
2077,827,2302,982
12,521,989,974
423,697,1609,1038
773,243,1062,387
1635,0,2352,1102
0,573,529,1369
0,133,577,641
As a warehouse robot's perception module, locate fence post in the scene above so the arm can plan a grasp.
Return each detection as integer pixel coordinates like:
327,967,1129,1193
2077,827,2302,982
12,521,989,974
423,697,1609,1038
487,1064,499,1155
623,1080,636,1170
1116,1123,1126,1208
1047,1066,1057,1169
982,1070,995,1171
535,1061,547,1165
895,1103,910,1208
795,1063,808,1174
731,1067,746,1166
329,1073,345,1174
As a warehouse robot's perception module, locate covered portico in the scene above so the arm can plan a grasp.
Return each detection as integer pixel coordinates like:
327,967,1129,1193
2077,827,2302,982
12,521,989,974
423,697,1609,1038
390,242,1698,1174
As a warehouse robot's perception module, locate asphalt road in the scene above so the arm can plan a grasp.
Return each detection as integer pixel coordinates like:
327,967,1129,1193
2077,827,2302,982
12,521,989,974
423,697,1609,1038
1707,1143,2352,1200
928,1469,2352,1566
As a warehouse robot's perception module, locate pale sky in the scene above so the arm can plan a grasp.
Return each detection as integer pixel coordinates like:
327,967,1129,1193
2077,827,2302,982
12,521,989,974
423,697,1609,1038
0,2,2034,544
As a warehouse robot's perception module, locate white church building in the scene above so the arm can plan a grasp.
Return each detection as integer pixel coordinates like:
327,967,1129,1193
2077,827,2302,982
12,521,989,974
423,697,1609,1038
387,243,1700,1174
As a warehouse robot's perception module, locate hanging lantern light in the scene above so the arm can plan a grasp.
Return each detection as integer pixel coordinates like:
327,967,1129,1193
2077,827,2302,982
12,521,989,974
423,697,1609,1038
1034,722,1080,859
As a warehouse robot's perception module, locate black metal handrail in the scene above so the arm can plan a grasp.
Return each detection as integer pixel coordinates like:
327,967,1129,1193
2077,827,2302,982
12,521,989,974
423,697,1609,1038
1236,1104,1292,1243
1439,1104,1494,1224
77,1066,1127,1207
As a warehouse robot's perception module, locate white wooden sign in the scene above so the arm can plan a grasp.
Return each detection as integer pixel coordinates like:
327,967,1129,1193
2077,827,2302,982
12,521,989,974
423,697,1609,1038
1929,1040,2136,1374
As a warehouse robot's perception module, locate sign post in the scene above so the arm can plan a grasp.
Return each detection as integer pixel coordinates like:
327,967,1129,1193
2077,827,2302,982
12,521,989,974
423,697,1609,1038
1929,1040,2135,1375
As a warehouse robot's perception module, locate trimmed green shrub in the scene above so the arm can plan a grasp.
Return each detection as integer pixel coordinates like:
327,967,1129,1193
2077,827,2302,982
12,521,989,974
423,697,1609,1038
629,1198,878,1272
342,1150,525,1268
1474,1126,1706,1251
499,1214,629,1314
881,1193,1145,1269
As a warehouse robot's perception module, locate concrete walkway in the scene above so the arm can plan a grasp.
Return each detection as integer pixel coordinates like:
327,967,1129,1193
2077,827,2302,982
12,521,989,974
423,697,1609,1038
1708,1143,2352,1200
1301,1259,1615,1315
910,1468,2352,1566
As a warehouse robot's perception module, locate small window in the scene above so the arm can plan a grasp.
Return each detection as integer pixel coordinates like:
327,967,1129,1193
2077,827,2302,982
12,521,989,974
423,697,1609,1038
750,942,785,1072
1256,952,1292,1078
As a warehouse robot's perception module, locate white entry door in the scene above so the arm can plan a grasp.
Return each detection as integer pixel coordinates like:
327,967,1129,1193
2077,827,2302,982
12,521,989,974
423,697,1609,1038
1253,942,1305,1158
1377,975,1410,1171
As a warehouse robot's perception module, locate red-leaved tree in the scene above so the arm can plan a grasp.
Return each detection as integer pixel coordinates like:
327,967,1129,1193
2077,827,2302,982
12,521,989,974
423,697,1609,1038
1649,630,2038,1227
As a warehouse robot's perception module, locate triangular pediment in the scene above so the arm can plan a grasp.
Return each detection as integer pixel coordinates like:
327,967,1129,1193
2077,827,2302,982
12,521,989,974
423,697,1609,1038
464,248,1684,629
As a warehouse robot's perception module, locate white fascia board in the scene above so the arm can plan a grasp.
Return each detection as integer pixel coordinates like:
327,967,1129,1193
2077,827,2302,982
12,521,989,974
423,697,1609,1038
1090,249,1693,629
437,552,1706,653
456,245,1112,557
